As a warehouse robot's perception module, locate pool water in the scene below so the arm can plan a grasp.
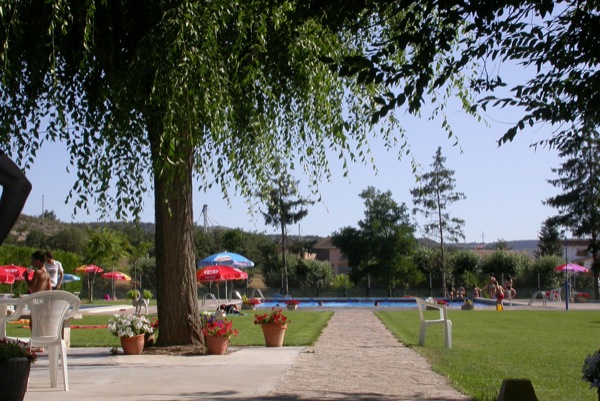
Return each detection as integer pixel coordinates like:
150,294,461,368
254,298,498,310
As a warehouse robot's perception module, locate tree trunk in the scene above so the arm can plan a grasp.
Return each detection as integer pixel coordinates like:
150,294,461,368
281,221,288,295
150,124,202,346
437,189,447,296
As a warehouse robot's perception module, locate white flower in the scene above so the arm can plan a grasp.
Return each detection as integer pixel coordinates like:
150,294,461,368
108,314,153,338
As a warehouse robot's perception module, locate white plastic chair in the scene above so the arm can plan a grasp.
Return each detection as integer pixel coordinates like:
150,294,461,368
5,290,80,391
415,298,452,348
528,290,547,306
548,287,562,302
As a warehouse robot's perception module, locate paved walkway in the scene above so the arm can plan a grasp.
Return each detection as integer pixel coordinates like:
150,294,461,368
23,300,596,400
263,309,472,401
23,308,472,401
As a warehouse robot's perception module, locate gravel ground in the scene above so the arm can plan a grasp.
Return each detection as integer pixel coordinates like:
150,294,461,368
262,309,474,401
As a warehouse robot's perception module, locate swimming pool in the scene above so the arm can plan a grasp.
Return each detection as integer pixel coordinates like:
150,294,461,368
254,298,499,310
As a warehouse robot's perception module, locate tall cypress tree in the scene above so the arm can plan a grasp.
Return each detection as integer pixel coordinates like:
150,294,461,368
411,147,466,295
536,218,563,258
260,170,313,296
545,128,600,299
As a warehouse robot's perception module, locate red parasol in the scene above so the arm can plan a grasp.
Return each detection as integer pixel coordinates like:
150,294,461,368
0,265,28,281
101,271,132,281
75,265,104,274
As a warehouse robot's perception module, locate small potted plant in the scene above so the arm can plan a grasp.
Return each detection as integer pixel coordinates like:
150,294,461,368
576,292,591,303
582,349,600,400
127,289,140,300
108,314,154,355
0,339,37,401
241,295,261,310
254,307,291,347
285,299,300,310
201,315,238,355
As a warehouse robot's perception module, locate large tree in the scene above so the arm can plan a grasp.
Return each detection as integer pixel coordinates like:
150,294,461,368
545,129,600,299
319,1,600,155
0,2,399,345
332,187,420,295
411,146,466,294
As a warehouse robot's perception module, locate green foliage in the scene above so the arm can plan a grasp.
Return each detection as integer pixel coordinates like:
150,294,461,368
48,226,88,254
411,147,466,244
259,168,314,295
450,250,480,280
0,1,394,344
0,339,36,362
479,250,532,281
23,228,49,249
294,259,334,290
377,310,600,401
536,219,564,258
411,147,466,293
332,187,418,288
531,255,564,289
331,274,353,289
544,130,600,298
127,290,140,300
143,289,153,299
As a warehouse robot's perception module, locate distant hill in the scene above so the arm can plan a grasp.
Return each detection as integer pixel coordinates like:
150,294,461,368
10,214,539,255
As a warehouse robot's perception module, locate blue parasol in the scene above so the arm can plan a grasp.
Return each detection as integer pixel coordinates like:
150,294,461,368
198,251,254,269
63,273,81,283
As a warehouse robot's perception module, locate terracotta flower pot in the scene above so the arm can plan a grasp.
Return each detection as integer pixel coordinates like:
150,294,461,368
241,304,255,311
261,323,287,347
205,335,229,355
120,334,145,355
0,357,31,401
576,296,588,303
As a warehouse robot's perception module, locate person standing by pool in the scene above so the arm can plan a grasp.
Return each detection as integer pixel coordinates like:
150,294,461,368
0,151,32,244
456,285,466,299
25,250,51,294
488,276,498,299
45,250,64,290
495,284,505,308
503,275,516,299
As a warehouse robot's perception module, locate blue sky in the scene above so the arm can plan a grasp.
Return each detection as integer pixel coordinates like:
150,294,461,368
18,97,560,244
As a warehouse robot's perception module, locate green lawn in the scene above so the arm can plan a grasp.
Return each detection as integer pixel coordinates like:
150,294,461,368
5,310,332,348
377,309,600,401
8,306,596,400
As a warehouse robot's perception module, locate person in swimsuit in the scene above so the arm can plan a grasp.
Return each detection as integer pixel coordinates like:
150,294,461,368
488,276,497,299
503,275,516,299
0,150,32,244
496,285,505,306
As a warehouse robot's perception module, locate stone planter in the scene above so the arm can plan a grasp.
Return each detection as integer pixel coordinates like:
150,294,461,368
260,323,287,347
241,304,255,311
120,334,145,355
205,335,229,355
286,304,298,310
0,357,31,401
461,304,475,310
576,296,588,303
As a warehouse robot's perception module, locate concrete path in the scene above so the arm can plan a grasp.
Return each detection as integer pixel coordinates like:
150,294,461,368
262,309,472,401
23,308,475,401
